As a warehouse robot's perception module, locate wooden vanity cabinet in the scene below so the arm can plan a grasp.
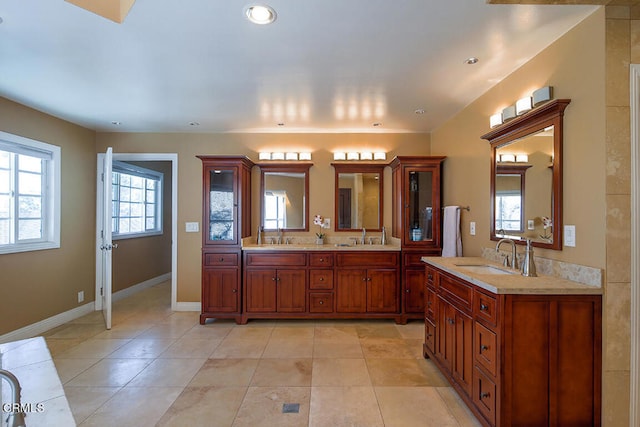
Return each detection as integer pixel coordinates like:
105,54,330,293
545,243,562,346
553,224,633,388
198,156,254,324
423,264,602,427
390,156,446,322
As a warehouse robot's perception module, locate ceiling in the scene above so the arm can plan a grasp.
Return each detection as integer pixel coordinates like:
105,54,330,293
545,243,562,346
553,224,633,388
0,1,598,134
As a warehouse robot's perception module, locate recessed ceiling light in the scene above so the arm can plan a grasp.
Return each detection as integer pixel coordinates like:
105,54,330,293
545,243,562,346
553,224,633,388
111,121,121,126
373,122,382,127
464,57,479,65
245,5,277,25
414,108,425,115
277,122,285,126
189,121,200,126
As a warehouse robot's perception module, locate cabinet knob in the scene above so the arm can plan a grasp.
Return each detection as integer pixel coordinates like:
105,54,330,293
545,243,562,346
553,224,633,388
219,257,224,262
427,301,432,307
319,258,324,262
426,333,433,338
405,289,410,293
480,345,489,352
480,303,489,311
362,278,367,282
428,273,433,280
232,289,237,293
319,277,324,281
272,277,276,281
480,392,490,399
319,300,324,305
367,277,372,281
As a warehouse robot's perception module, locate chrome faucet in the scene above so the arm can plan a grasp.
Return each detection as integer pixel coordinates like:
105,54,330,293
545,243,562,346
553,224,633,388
521,239,537,277
0,369,27,427
496,238,518,270
361,228,366,245
276,228,282,245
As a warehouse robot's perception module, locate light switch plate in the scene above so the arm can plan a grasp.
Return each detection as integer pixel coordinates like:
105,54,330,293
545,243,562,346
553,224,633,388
528,220,535,230
469,222,476,236
185,222,199,232
564,225,576,247
323,218,330,228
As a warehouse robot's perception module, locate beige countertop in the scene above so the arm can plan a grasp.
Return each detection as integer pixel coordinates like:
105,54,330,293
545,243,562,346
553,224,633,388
242,243,401,252
422,256,603,295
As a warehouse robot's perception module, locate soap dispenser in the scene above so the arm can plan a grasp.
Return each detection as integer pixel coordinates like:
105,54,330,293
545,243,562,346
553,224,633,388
521,239,537,277
381,226,387,245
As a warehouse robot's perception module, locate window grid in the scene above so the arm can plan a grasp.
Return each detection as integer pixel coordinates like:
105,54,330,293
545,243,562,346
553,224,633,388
111,169,161,237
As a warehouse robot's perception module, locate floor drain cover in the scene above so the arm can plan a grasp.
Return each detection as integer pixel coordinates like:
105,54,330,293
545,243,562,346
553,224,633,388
282,403,300,413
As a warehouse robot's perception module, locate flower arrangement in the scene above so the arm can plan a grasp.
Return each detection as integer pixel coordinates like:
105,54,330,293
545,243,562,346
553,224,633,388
313,214,327,239
540,216,553,240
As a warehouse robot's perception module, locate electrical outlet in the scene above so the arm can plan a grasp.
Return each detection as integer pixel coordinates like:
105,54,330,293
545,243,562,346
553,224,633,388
469,222,476,236
185,222,199,232
323,218,330,228
528,219,535,230
78,291,84,303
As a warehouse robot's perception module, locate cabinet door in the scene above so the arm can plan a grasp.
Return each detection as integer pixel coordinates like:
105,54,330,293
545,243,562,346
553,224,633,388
336,269,366,313
425,286,437,322
453,308,473,395
204,166,238,245
202,268,239,313
245,269,277,312
403,268,425,313
276,269,306,312
437,298,454,371
366,269,398,313
404,167,434,245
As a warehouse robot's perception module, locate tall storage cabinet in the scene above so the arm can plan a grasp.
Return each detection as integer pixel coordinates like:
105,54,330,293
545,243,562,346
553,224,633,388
390,156,445,322
198,156,254,324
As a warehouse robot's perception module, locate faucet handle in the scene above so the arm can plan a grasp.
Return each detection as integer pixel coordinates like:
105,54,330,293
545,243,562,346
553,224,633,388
502,254,510,267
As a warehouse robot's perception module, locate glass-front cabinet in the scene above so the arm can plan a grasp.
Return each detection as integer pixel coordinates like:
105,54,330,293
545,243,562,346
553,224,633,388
390,156,445,322
198,156,254,324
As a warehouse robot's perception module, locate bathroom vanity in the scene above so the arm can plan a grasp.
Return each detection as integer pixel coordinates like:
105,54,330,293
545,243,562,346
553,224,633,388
422,256,602,427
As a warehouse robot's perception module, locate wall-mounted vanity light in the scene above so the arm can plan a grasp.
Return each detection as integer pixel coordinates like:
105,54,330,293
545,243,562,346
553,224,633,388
489,86,554,128
333,151,387,161
498,154,529,163
259,151,312,161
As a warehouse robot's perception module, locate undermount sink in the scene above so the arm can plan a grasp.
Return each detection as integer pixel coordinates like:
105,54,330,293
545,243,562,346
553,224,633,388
454,264,515,275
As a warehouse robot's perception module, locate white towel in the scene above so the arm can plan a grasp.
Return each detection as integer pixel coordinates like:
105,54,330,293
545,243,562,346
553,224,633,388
442,206,462,257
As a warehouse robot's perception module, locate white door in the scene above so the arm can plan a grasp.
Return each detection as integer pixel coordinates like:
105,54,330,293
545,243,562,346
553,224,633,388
99,147,114,329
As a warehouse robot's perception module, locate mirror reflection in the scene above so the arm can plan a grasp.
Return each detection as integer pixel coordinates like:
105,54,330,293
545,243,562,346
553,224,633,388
260,164,310,231
494,126,553,242
333,163,384,231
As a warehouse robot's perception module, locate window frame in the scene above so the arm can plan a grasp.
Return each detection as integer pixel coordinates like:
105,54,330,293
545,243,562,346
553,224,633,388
111,161,163,240
0,131,61,255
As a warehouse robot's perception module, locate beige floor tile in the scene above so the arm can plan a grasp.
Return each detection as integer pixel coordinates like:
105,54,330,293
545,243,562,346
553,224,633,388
64,385,121,424
313,325,359,341
233,386,311,427
69,310,107,324
66,358,152,387
12,360,67,404
210,338,268,359
128,358,206,387
183,324,233,339
360,337,416,359
91,322,153,340
436,387,483,427
44,337,85,357
226,326,274,341
188,359,259,387
367,358,447,386
311,358,371,386
157,386,248,427
54,338,131,359
356,323,403,339
43,323,107,340
395,321,426,339
106,338,176,359
159,337,223,358
309,386,384,427
313,339,363,358
135,322,195,339
79,386,183,427
54,358,100,384
270,326,315,340
375,386,461,427
250,359,312,387
262,338,314,358
404,338,427,358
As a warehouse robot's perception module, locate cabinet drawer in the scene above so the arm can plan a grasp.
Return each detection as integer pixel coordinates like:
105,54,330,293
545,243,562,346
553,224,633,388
204,252,239,266
309,253,334,267
404,252,426,267
425,286,437,321
337,252,398,267
245,252,307,267
473,367,497,426
309,292,334,313
425,318,436,354
474,291,498,327
439,274,472,313
474,322,497,377
309,270,333,290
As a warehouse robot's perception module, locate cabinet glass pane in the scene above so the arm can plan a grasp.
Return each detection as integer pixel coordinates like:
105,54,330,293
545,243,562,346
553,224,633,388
209,169,235,241
408,170,434,241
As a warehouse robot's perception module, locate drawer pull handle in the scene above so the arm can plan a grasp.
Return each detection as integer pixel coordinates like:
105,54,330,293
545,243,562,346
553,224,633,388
447,318,455,325
480,392,490,399
428,273,433,280
480,303,489,311
480,345,489,352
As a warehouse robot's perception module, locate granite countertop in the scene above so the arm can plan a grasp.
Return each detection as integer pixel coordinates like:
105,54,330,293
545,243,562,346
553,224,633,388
0,337,75,426
422,256,603,295
242,243,401,252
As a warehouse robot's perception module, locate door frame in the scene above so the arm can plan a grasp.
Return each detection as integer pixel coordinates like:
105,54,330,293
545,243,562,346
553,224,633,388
95,153,179,311
630,63,639,426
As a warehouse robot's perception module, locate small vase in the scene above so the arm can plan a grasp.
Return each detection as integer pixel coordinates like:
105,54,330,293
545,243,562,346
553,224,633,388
316,238,324,245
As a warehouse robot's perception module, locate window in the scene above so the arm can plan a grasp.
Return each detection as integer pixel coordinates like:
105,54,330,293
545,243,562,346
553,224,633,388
495,192,522,232
263,192,286,230
111,161,163,239
0,131,61,254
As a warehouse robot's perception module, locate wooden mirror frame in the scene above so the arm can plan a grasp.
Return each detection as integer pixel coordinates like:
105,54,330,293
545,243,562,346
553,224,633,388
331,163,385,232
481,99,570,250
259,163,312,232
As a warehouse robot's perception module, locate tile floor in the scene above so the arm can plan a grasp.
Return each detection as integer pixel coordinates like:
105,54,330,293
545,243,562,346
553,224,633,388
43,281,482,427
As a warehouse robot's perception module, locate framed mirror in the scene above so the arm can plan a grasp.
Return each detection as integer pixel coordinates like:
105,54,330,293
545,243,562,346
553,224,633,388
332,163,385,231
481,99,570,250
259,163,311,231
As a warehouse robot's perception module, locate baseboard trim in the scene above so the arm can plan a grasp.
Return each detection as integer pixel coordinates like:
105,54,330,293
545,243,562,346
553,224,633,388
0,273,172,344
174,302,200,312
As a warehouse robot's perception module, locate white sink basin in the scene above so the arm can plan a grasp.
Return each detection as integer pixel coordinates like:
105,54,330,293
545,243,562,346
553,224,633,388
454,264,515,275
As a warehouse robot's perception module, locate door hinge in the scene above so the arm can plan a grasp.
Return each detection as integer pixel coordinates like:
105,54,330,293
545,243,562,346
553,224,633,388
101,172,104,182
100,287,103,296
